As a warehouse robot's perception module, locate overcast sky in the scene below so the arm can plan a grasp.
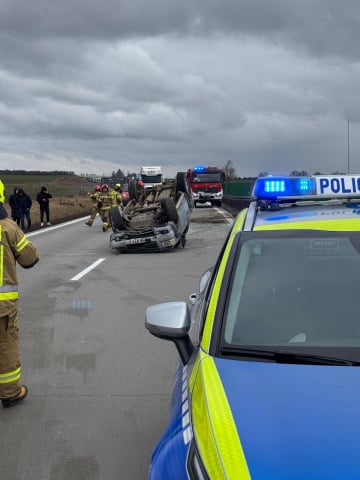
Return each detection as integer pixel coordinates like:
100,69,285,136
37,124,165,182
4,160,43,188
0,0,360,178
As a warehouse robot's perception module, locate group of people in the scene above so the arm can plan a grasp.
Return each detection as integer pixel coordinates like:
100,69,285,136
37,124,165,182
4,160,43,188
86,183,123,232
8,185,52,231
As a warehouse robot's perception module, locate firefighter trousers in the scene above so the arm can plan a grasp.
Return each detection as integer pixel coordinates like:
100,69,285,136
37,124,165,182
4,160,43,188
87,207,101,225
100,208,111,230
0,310,22,399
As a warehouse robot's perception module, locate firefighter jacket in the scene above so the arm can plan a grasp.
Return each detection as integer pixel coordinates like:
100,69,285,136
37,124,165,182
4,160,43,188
0,204,39,316
99,191,115,211
111,189,122,207
89,192,101,208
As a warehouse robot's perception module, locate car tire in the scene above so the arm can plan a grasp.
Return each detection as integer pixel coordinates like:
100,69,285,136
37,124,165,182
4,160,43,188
129,180,138,200
161,197,179,223
109,207,126,231
176,172,194,209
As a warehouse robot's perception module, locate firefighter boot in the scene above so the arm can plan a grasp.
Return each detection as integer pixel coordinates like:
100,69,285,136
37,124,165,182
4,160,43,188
2,385,28,408
85,220,93,227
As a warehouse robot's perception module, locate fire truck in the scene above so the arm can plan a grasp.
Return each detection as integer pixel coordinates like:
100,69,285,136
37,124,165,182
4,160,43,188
187,165,224,207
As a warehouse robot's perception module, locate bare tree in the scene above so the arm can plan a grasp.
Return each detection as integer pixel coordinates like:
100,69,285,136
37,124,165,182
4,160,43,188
223,160,237,181
290,170,309,176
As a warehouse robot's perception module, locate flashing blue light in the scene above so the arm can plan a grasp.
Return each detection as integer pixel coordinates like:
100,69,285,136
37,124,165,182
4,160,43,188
264,180,285,193
194,165,206,172
253,174,360,201
253,176,316,200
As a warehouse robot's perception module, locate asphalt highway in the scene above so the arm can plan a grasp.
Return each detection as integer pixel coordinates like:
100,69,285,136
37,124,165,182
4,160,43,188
0,204,234,480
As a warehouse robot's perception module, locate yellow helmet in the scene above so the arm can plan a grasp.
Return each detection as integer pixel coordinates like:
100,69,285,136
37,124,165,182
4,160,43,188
0,180,5,203
115,183,121,188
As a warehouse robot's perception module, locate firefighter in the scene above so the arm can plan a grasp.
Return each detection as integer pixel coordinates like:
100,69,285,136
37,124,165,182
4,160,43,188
0,180,40,408
85,184,102,227
99,184,115,232
111,183,123,209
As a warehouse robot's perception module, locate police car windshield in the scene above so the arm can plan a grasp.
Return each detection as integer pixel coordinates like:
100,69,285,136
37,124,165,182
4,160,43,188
223,231,360,356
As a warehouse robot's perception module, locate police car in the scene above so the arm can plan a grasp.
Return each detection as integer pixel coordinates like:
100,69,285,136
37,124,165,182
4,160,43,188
145,174,360,479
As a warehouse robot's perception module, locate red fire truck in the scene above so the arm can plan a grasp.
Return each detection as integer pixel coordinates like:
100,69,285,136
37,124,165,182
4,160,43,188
187,166,225,207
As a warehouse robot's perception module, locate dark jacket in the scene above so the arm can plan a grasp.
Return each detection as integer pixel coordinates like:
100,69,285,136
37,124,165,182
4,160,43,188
17,189,32,212
8,188,20,217
36,187,52,208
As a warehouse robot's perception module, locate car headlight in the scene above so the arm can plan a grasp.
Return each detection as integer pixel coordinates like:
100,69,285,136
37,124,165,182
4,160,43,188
187,440,210,480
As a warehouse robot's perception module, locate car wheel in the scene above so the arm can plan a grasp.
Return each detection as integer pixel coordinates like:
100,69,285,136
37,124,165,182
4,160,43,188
161,197,179,223
109,207,125,231
129,180,138,200
176,172,194,208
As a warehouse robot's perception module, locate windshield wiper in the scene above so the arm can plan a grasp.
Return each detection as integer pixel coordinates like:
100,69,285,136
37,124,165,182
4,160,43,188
220,346,360,366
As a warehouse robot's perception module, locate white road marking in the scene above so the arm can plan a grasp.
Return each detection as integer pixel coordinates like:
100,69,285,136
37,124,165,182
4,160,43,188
27,217,89,237
70,258,106,281
214,207,234,224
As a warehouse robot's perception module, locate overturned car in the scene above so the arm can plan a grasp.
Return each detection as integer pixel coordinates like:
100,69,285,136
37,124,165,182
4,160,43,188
109,172,193,252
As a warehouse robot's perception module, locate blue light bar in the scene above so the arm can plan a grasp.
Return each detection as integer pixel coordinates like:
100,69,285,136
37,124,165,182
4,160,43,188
253,176,316,199
253,175,360,201
194,165,206,172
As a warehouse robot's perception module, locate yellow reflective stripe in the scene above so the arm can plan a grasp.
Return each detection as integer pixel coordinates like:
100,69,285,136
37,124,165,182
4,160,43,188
254,219,360,231
0,225,3,286
191,351,251,480
0,292,18,300
201,209,247,352
16,235,29,253
231,208,248,234
0,366,21,384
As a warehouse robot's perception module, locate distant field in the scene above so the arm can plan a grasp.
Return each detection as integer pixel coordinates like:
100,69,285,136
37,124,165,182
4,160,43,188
1,173,95,229
1,173,94,197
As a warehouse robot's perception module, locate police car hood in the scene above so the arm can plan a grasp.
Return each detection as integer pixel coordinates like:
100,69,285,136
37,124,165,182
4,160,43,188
214,357,360,479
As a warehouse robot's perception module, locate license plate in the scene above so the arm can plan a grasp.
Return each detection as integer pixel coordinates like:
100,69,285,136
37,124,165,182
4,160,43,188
129,237,156,245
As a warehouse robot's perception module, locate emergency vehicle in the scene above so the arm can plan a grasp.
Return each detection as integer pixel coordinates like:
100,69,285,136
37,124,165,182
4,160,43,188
145,174,360,479
187,166,224,207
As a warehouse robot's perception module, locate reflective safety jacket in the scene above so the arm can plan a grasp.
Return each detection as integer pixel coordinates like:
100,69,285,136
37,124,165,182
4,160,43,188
99,191,115,211
89,191,101,208
111,189,122,206
0,205,40,315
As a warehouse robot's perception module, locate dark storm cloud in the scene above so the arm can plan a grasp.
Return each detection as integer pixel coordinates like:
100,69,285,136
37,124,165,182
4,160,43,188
1,0,360,60
0,0,359,176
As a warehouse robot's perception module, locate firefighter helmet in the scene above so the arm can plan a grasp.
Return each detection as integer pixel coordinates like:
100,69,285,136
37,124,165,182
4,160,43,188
95,185,101,192
0,180,5,203
115,183,121,189
102,183,109,190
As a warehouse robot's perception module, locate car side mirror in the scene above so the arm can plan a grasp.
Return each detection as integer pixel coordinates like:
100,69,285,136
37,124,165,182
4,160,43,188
145,302,194,365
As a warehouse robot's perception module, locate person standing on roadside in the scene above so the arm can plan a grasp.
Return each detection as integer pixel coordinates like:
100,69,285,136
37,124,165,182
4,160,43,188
8,187,21,225
18,188,32,232
36,186,52,227
0,179,40,408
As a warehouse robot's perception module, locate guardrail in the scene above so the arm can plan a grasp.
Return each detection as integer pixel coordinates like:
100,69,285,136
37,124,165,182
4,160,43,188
222,196,251,216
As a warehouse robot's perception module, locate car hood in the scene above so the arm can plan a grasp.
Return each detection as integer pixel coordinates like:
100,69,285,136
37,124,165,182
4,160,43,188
213,357,360,479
